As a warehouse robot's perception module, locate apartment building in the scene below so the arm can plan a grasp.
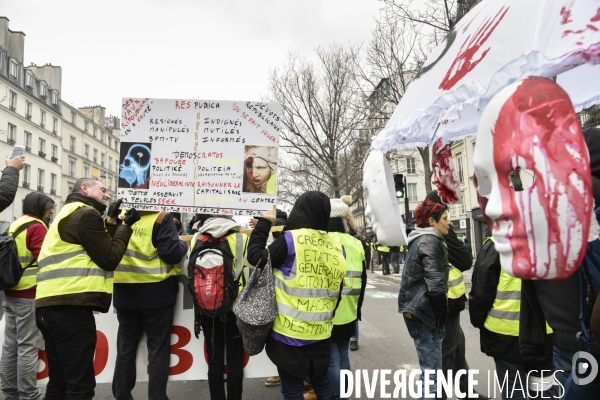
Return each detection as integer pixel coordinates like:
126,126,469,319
0,17,63,231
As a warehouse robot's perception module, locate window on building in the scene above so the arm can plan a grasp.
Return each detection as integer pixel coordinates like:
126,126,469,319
93,149,98,164
23,164,30,186
70,136,76,153
7,124,16,143
25,101,32,119
71,111,76,124
69,161,75,177
39,138,45,154
84,121,89,132
457,155,464,183
68,184,74,193
40,83,47,98
40,110,46,128
101,153,105,166
9,60,17,79
84,144,89,158
108,156,113,171
37,169,44,191
407,183,418,202
51,173,56,194
115,160,118,172
406,157,416,174
52,117,58,134
94,128,98,138
24,132,32,151
461,191,466,214
84,166,90,178
9,91,16,111
51,91,58,106
25,72,33,88
108,176,113,191
101,131,105,143
109,137,112,148
51,144,57,160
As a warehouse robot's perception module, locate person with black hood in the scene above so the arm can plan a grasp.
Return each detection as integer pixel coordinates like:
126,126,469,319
35,178,139,400
248,192,346,400
423,191,483,399
0,192,54,400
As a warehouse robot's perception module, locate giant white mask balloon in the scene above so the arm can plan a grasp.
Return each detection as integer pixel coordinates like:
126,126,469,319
473,76,592,280
363,151,407,246
119,144,152,188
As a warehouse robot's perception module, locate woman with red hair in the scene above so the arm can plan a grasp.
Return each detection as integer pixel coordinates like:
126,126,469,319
398,199,451,399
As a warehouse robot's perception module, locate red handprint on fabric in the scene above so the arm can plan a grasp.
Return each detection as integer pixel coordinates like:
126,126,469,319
439,6,509,91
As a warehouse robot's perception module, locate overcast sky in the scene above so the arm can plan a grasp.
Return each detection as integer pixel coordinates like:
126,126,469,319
4,0,384,119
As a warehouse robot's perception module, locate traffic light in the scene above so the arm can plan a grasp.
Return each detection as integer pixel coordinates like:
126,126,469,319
394,174,405,198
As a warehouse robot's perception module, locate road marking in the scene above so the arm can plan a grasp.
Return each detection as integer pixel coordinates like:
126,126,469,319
365,291,397,299
365,283,376,289
358,319,386,339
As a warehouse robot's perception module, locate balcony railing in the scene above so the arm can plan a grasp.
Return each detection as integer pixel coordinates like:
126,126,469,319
37,186,44,193
25,146,31,153
7,138,15,145
51,156,58,163
50,189,56,195
22,182,29,189
38,151,46,158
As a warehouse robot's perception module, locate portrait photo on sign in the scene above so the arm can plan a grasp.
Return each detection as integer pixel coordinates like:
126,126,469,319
243,145,278,194
118,142,152,190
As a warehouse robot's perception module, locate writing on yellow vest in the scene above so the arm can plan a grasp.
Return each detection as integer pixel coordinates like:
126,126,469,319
272,229,346,340
329,232,364,325
36,202,113,300
114,213,179,284
8,215,45,291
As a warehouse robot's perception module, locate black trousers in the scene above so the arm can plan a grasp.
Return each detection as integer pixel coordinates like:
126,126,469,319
440,312,469,400
112,307,174,400
381,253,391,274
200,311,244,400
36,307,97,400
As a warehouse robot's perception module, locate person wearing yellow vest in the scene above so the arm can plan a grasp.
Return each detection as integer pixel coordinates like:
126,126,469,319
302,197,366,400
0,192,54,400
469,236,557,399
247,193,346,400
111,211,187,400
191,215,249,400
35,178,139,400
376,242,391,275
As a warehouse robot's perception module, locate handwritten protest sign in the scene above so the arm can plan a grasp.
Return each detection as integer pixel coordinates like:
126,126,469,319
117,98,281,215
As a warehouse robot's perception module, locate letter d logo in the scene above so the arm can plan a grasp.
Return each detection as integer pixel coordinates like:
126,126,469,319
572,351,599,386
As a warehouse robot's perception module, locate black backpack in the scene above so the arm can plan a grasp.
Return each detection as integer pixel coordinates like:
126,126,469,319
187,232,244,338
0,221,41,290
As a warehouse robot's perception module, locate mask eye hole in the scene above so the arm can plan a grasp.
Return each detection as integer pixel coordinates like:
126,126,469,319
508,169,535,192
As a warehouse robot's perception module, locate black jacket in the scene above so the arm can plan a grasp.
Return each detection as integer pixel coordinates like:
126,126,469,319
470,239,553,362
445,225,472,314
113,211,188,310
0,166,19,214
398,228,449,328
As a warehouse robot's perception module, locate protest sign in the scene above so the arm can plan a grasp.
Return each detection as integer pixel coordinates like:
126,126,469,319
117,98,280,216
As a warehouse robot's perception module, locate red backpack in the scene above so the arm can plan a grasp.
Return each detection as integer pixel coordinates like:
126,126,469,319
187,233,244,337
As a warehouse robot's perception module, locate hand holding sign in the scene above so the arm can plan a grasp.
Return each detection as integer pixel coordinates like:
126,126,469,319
262,204,277,222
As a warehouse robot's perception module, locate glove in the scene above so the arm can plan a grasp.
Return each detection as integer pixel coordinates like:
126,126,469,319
122,208,141,226
106,199,123,218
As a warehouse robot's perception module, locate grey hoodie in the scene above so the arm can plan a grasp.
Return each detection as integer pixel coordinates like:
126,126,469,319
407,226,446,246
198,217,240,239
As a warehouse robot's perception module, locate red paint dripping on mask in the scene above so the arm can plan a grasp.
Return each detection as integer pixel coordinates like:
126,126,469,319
432,138,460,203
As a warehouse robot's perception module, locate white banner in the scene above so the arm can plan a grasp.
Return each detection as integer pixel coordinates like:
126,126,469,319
117,99,281,216
0,281,278,383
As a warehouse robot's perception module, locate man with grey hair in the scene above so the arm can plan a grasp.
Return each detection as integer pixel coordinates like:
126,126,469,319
35,178,140,400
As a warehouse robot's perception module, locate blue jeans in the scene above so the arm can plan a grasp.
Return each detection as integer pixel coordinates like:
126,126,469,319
328,339,351,399
350,320,358,342
404,317,445,400
279,367,334,400
553,344,600,399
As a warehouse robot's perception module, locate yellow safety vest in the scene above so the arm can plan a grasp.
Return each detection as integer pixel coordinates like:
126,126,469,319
8,215,46,291
329,232,364,325
190,231,248,294
399,245,405,252
447,264,466,299
272,228,347,340
377,245,390,253
114,213,179,284
36,202,113,300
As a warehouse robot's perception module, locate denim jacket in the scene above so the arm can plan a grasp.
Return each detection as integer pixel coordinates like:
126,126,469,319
398,229,449,328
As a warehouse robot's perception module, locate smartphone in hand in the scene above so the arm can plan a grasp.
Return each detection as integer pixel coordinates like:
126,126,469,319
10,145,25,159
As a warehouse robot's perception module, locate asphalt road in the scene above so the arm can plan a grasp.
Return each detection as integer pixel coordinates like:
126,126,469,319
1,269,501,399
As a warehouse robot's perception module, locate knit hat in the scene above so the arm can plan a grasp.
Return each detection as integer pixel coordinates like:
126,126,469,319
330,195,352,217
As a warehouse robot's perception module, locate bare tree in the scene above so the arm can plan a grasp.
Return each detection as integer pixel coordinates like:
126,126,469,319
267,45,368,200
